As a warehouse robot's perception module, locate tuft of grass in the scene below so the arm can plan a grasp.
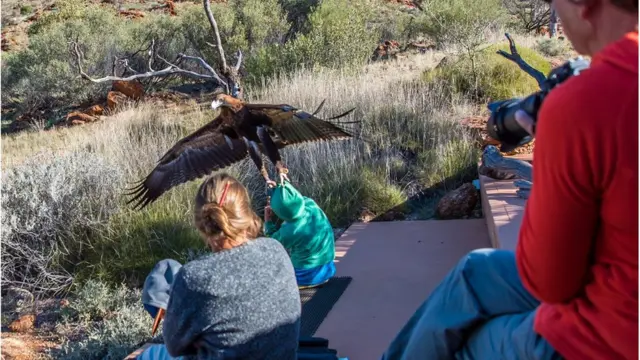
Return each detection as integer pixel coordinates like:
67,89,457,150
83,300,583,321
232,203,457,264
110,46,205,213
20,5,33,15
423,41,551,102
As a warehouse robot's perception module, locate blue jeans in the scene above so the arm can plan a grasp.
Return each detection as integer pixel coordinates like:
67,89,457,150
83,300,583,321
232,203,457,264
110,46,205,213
381,249,563,360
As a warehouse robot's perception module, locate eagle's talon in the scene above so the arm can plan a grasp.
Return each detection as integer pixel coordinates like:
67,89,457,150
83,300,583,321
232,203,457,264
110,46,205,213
266,180,277,188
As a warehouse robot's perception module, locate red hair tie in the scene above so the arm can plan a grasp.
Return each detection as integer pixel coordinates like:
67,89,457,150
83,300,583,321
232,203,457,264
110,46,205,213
219,182,231,205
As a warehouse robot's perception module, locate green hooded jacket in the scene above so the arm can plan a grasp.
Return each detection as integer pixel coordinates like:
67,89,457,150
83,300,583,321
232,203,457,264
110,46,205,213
264,181,335,270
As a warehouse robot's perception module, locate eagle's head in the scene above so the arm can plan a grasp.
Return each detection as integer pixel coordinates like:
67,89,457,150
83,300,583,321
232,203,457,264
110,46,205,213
211,93,244,113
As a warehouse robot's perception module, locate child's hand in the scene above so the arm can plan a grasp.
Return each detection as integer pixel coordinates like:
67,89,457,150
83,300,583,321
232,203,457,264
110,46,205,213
265,206,273,222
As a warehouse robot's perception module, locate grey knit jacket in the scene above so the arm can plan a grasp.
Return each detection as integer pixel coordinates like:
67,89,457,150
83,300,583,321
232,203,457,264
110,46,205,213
162,237,301,360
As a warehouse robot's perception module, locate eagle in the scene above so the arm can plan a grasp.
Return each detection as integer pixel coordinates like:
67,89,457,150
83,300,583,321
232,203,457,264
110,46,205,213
125,92,357,210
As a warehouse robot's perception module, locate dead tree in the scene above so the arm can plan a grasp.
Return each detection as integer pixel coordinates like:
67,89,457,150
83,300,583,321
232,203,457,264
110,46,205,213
71,0,244,99
503,0,551,35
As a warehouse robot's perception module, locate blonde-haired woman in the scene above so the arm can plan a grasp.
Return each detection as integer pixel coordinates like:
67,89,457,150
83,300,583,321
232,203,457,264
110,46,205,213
142,173,302,360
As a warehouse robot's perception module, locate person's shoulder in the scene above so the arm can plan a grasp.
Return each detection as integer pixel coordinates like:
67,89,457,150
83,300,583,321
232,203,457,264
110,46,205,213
252,237,290,256
540,59,636,131
176,254,218,286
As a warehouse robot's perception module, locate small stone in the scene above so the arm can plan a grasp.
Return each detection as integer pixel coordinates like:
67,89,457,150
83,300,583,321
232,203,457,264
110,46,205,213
436,183,479,220
358,208,375,223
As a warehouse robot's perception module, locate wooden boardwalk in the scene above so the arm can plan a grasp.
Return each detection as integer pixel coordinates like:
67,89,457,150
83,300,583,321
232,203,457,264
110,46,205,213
315,220,492,360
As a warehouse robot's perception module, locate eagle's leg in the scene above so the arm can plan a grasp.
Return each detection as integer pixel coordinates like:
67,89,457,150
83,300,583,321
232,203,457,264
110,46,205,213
257,126,289,185
244,137,276,188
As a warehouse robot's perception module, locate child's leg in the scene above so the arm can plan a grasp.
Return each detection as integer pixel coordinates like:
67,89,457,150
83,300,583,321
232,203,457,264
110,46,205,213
381,248,546,360
455,310,561,360
296,262,336,288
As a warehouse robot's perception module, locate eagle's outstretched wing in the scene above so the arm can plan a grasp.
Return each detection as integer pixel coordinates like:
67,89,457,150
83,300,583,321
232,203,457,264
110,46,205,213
244,102,357,146
125,117,249,210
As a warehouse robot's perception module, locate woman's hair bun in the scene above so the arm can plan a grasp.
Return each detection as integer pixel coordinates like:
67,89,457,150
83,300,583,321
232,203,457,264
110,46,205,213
198,202,228,237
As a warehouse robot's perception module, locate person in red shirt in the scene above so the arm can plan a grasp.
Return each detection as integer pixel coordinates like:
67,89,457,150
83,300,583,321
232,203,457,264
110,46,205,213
380,0,638,359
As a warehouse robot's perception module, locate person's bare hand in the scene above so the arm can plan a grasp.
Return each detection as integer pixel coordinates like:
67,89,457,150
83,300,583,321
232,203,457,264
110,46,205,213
515,109,536,137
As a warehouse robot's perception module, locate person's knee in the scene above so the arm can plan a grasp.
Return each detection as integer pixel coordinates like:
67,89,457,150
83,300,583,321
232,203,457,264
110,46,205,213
458,248,515,277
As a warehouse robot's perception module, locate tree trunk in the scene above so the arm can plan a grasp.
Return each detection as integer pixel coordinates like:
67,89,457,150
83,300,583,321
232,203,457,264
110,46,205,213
549,9,558,38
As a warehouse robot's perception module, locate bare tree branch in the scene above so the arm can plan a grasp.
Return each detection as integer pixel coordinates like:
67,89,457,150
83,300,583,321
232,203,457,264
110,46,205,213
71,0,243,98
203,0,227,71
71,41,224,83
496,33,547,88
234,49,243,71
148,39,156,72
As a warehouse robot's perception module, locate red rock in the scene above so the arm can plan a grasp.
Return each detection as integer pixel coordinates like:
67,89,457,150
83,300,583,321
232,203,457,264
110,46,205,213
112,80,144,100
119,10,145,19
8,314,35,333
107,91,128,110
85,104,104,116
436,183,479,220
66,111,97,124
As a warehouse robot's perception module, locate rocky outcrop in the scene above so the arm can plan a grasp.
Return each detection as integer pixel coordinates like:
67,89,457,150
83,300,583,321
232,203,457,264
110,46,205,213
436,183,479,219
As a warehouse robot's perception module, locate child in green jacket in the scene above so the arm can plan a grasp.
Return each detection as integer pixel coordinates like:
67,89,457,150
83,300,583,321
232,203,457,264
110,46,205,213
264,180,336,288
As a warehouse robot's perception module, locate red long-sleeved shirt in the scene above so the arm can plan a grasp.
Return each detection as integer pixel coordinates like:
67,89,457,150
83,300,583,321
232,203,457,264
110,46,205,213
516,31,638,360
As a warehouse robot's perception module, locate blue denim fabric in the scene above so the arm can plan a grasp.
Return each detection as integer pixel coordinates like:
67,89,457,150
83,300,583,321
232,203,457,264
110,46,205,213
381,248,563,360
295,261,336,287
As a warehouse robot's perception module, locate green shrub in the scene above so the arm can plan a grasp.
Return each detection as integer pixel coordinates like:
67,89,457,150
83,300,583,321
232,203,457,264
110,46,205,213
2,2,123,114
423,42,551,101
416,0,508,50
416,139,480,189
535,37,573,57
359,168,409,215
245,0,379,83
